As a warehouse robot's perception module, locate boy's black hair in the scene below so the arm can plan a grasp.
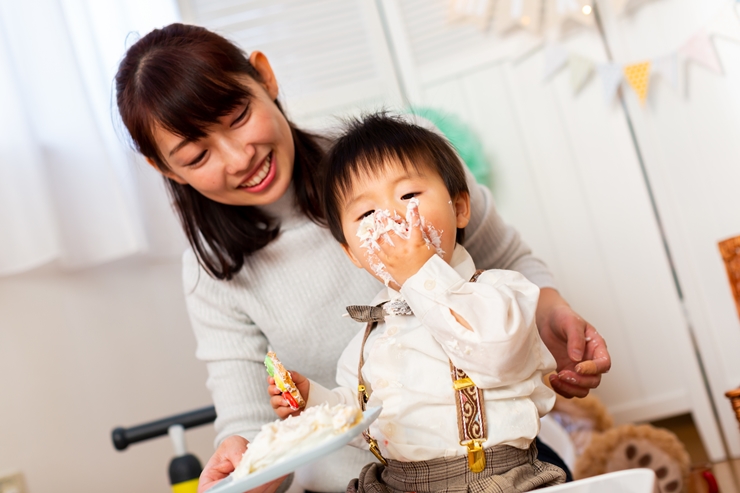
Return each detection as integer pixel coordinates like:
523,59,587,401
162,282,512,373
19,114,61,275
322,112,469,245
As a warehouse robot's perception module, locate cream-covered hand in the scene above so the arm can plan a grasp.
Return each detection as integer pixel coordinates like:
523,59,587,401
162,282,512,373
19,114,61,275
267,371,309,419
373,204,436,290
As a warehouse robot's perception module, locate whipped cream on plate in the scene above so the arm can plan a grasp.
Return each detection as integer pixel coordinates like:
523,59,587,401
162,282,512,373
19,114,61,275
232,403,363,479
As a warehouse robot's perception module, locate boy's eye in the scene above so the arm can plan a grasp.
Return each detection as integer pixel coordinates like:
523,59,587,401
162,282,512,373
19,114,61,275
401,192,418,200
358,210,374,220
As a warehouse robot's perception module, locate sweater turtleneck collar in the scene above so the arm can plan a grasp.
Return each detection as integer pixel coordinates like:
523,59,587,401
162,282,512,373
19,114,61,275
257,184,306,231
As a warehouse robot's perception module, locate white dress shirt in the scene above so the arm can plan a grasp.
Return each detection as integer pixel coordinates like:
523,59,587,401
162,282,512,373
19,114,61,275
307,244,557,462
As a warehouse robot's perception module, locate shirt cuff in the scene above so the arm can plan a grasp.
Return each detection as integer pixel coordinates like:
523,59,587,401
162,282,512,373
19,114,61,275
306,379,341,408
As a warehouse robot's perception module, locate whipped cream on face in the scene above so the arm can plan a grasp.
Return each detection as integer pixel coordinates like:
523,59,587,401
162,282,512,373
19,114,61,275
356,198,444,286
232,403,363,479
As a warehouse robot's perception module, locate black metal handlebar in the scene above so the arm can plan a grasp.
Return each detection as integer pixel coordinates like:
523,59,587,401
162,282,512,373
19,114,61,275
111,405,217,451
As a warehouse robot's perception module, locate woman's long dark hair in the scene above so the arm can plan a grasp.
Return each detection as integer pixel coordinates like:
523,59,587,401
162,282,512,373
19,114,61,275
116,23,325,280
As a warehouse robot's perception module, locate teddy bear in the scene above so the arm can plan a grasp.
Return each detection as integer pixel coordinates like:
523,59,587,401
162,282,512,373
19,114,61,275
548,392,693,493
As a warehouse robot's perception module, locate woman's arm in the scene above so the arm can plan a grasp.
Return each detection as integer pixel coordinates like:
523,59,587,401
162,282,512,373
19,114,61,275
182,250,275,442
462,173,611,396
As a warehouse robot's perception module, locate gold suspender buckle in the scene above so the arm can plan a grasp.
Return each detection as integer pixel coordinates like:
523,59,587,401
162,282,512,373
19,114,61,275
368,436,388,466
453,377,475,391
462,439,486,473
358,384,368,403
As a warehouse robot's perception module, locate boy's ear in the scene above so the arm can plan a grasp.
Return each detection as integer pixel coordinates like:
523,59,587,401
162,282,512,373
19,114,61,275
454,191,471,229
249,51,279,100
341,243,364,270
146,157,187,185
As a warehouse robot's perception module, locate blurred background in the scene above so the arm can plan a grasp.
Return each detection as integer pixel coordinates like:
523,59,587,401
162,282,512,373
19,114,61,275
1,0,740,491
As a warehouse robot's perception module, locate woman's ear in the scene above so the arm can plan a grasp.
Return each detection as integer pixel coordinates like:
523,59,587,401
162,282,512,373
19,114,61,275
341,243,364,270
454,192,471,229
145,157,187,185
249,51,279,100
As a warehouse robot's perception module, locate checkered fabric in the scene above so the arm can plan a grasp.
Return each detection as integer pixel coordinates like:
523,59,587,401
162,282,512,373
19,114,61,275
346,443,565,493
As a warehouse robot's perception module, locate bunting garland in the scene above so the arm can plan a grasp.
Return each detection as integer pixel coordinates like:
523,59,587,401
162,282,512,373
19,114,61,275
446,0,740,107
540,3,740,107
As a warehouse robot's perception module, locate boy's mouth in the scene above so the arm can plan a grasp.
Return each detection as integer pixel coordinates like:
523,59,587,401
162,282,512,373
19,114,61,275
240,152,273,190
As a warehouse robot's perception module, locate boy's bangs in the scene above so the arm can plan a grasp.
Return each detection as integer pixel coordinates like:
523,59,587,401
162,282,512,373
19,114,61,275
335,142,429,203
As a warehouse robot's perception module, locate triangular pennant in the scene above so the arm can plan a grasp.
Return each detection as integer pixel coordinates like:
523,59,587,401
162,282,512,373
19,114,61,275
680,30,723,74
652,54,678,89
623,61,651,105
543,43,569,80
596,63,623,103
494,0,542,34
569,53,594,94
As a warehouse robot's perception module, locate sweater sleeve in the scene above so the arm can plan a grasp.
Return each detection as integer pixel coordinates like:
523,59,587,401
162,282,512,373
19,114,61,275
400,255,556,388
406,113,555,289
462,166,555,289
182,249,274,445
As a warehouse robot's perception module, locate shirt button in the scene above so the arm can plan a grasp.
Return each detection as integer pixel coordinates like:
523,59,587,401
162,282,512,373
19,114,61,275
375,378,388,389
424,279,436,290
386,326,399,336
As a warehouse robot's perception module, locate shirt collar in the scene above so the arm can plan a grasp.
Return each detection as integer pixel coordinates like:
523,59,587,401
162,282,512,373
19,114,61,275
370,244,475,305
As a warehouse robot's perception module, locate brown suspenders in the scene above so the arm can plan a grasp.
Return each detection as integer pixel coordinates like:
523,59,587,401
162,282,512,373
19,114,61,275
355,270,487,473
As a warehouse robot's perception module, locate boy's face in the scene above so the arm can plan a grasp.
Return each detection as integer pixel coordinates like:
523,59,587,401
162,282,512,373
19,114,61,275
339,158,471,285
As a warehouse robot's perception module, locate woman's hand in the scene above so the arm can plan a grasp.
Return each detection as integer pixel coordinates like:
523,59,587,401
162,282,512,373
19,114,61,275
536,288,611,398
268,371,309,419
198,436,288,493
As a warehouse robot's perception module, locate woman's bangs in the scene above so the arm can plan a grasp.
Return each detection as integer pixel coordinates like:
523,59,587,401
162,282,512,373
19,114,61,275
149,66,252,142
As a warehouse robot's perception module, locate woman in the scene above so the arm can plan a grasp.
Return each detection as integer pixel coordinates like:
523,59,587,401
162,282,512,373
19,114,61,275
115,23,610,493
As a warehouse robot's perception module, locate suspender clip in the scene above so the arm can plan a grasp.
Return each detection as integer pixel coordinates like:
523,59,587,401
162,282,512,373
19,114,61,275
463,439,486,473
453,377,475,390
368,437,388,466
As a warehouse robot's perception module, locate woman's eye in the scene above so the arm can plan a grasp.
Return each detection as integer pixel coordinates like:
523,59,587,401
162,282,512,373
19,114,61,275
232,105,249,125
401,192,418,200
186,150,207,166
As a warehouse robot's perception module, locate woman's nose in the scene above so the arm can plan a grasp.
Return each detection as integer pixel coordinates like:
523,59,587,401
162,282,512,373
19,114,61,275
221,136,255,175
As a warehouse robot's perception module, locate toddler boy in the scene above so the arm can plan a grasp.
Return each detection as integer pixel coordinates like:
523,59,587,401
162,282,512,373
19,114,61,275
269,113,565,493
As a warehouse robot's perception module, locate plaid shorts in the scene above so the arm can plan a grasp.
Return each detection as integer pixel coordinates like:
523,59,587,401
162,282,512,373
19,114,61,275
346,443,566,493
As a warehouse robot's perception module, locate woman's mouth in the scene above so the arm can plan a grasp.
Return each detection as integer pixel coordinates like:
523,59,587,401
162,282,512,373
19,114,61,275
239,152,275,192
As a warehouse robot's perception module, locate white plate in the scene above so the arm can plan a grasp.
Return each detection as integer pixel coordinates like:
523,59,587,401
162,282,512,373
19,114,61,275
206,406,382,493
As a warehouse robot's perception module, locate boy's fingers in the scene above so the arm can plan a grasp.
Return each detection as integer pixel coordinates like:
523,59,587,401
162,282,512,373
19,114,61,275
407,206,424,244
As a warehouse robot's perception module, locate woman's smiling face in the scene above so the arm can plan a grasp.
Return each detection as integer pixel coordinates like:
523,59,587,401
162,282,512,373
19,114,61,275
151,72,295,207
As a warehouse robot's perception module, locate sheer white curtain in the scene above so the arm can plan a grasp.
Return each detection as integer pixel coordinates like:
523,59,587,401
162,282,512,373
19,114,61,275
0,0,185,277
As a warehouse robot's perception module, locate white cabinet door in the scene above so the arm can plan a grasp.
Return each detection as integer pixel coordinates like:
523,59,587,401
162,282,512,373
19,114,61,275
380,0,727,460
178,0,405,125
596,0,740,458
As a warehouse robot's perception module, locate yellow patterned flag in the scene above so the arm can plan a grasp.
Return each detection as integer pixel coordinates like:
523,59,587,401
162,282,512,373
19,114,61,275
623,61,651,106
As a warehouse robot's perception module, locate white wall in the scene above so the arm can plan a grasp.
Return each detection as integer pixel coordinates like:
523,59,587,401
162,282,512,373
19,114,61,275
0,258,216,492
